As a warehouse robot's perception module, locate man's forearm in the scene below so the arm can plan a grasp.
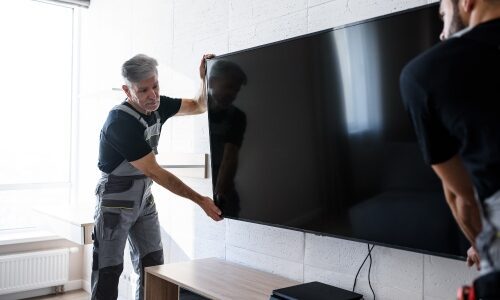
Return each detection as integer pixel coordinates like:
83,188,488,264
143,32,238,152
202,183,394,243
148,166,203,204
432,155,483,247
453,197,482,247
443,186,482,247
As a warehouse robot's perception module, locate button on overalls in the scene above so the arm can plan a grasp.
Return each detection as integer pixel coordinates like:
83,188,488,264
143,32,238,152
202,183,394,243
91,104,164,300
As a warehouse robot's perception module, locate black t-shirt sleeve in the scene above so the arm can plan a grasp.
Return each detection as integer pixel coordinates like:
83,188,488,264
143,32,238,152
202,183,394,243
400,66,460,165
158,96,182,123
103,113,152,162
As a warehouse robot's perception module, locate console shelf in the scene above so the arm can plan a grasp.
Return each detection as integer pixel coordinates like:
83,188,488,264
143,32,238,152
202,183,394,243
145,258,299,300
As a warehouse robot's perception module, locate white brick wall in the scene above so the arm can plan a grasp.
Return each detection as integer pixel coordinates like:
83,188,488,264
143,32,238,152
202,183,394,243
80,0,480,299
226,220,305,263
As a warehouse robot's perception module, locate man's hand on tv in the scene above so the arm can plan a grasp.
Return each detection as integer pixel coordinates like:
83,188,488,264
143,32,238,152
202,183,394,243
199,54,215,79
199,196,223,221
466,246,480,271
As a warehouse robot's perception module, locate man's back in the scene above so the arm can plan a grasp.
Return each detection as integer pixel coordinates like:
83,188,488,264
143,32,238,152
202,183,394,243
400,18,500,202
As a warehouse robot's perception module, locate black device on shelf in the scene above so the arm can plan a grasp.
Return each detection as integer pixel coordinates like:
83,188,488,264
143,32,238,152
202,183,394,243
271,282,362,300
206,3,468,260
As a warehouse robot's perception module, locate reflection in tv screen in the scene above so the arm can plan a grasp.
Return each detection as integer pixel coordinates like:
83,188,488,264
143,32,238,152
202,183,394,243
207,3,468,259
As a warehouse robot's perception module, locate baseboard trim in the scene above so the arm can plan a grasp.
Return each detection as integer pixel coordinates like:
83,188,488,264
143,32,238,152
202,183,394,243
0,280,82,300
64,279,83,291
0,287,53,300
82,279,91,293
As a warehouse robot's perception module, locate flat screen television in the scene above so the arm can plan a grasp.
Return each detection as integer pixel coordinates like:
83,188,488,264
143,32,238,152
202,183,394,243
206,3,468,259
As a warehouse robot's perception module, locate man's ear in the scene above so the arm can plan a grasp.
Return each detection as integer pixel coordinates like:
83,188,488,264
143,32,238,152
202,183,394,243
461,0,475,13
122,84,132,99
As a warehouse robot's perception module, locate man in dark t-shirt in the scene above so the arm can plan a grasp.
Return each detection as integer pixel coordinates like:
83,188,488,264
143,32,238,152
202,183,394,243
98,95,181,173
400,0,500,297
92,54,222,300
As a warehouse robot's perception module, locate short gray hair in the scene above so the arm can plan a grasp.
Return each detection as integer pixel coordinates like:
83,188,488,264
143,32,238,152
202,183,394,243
122,54,158,86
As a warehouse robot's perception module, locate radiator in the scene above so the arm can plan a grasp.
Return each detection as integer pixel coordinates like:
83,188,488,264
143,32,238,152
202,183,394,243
0,248,69,295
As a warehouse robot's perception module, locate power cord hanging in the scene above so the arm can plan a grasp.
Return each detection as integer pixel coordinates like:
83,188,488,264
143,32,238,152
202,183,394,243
352,244,376,300
367,244,375,300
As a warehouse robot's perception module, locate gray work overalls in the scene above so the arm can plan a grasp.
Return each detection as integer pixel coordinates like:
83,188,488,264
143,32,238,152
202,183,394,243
91,104,164,300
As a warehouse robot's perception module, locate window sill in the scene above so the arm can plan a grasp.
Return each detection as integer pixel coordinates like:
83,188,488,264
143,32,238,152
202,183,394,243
32,204,94,245
0,229,60,246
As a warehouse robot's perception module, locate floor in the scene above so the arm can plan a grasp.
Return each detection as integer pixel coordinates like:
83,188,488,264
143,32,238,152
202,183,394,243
27,290,90,300
25,289,207,300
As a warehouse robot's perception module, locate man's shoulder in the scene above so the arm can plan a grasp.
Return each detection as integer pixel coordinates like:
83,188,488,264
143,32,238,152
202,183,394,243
402,38,474,83
462,18,500,46
103,106,142,132
106,106,135,122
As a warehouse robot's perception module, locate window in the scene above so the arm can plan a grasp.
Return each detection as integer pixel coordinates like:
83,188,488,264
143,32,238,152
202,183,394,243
0,0,75,230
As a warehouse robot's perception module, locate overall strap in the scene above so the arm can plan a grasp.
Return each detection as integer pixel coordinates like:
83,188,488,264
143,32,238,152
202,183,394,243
113,104,149,128
113,104,162,127
113,104,162,154
153,111,160,125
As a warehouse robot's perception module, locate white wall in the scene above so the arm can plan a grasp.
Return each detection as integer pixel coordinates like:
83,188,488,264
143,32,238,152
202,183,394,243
80,0,478,299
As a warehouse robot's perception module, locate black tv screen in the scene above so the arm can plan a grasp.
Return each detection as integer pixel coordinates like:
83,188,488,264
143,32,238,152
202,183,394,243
206,3,468,259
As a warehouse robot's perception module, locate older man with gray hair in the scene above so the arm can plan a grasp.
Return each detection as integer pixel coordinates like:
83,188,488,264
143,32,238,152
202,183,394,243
92,53,222,300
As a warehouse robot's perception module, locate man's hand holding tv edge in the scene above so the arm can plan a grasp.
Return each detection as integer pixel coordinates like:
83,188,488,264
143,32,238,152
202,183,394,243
198,195,224,221
467,246,480,271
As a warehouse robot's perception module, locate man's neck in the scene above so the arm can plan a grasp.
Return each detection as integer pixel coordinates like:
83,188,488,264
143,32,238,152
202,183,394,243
468,5,500,28
126,98,150,115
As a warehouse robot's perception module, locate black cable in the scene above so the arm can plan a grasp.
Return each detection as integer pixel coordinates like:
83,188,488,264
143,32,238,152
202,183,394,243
367,244,375,300
352,244,376,297
352,251,369,292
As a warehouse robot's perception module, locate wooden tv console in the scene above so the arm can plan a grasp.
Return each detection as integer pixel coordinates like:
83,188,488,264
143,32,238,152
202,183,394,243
145,258,299,300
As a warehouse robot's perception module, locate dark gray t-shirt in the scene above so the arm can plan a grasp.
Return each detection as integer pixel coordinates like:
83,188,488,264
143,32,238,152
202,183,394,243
98,96,181,173
400,19,500,201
